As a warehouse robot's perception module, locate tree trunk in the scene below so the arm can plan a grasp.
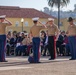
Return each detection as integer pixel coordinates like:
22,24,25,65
58,0,60,29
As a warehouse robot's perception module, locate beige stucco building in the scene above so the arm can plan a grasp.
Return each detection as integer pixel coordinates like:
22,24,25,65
0,6,73,33
59,18,76,32
0,6,57,33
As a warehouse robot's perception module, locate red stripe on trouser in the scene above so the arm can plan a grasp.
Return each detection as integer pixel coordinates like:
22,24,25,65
38,45,40,61
53,36,56,59
2,40,6,61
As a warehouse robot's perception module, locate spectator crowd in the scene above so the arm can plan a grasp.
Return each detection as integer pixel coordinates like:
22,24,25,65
6,30,70,57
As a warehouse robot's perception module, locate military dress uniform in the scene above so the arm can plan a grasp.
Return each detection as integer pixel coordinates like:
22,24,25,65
0,15,12,62
47,25,59,59
47,18,59,60
67,24,76,60
30,18,45,63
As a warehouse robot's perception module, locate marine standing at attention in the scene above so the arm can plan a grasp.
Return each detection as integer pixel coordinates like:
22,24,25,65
46,18,59,60
0,15,12,62
67,17,76,60
30,17,46,63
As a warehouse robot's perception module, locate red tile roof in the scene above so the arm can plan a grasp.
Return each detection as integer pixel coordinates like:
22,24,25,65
0,6,55,18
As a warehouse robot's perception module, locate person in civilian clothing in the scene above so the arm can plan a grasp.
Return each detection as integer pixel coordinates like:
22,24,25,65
62,35,70,56
40,31,46,55
15,34,30,56
6,31,12,56
57,31,65,56
43,30,49,56
16,32,22,44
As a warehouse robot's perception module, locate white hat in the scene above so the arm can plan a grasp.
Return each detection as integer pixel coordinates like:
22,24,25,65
48,18,54,21
32,17,39,21
0,15,6,19
24,33,28,35
20,32,24,34
2,20,8,23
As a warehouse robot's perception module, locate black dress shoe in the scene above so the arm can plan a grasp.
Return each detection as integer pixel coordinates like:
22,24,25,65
43,54,46,56
69,58,76,60
37,62,41,63
49,58,54,60
1,60,8,62
4,60,8,62
69,58,73,60
34,61,41,63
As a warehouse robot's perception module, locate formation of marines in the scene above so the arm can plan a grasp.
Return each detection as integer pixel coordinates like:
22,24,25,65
0,15,76,63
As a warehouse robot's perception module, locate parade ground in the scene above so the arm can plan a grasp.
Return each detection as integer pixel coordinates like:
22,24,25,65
0,56,76,75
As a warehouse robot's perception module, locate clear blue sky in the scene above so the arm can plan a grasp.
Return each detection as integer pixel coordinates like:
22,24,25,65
0,0,76,11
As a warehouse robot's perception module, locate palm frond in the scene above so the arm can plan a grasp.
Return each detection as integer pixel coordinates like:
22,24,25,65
47,0,70,8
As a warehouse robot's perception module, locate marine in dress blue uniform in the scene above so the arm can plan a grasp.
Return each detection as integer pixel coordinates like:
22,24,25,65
67,17,76,60
0,15,12,62
30,17,46,63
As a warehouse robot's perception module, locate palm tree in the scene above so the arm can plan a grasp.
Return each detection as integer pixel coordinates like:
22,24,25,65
47,0,70,28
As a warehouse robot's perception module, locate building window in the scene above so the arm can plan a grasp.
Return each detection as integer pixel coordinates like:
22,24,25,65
60,22,63,26
15,21,19,27
74,22,76,25
8,29,13,32
24,21,29,26
42,21,46,25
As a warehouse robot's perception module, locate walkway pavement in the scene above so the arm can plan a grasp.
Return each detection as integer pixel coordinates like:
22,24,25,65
0,56,76,75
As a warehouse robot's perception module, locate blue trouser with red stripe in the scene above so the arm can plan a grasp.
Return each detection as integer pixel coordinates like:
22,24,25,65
68,36,76,59
32,37,40,63
0,35,6,62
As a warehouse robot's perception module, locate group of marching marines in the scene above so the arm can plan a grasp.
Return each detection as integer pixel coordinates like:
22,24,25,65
0,15,76,62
